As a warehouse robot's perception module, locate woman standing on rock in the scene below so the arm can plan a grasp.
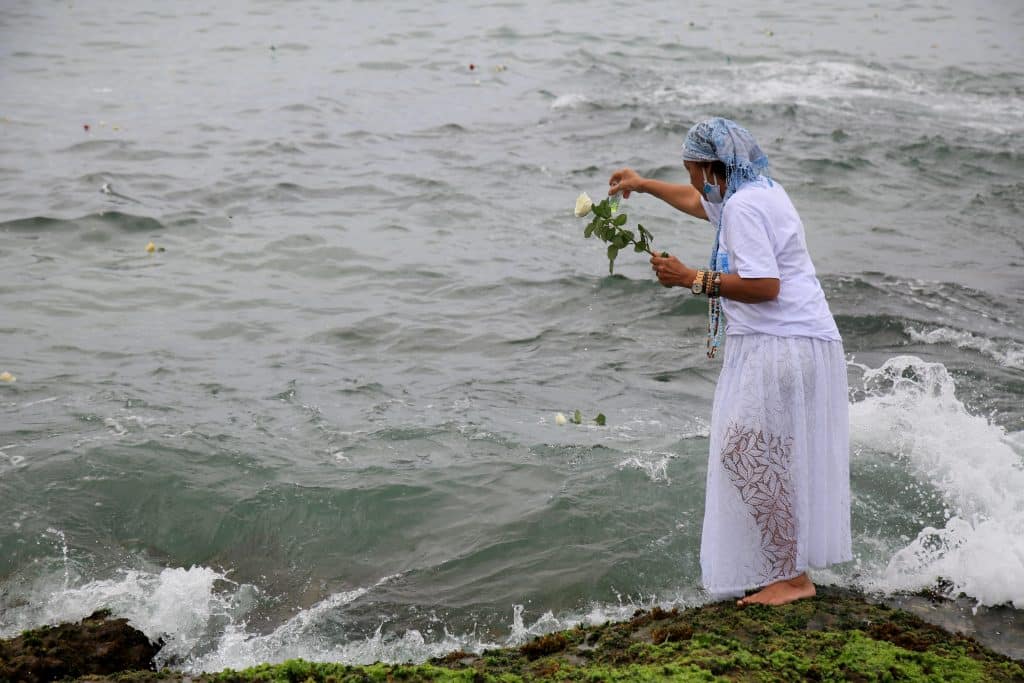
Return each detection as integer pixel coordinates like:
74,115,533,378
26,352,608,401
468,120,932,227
608,118,851,605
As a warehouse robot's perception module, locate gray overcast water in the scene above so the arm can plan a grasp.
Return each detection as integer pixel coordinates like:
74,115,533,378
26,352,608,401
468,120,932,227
1,0,1022,670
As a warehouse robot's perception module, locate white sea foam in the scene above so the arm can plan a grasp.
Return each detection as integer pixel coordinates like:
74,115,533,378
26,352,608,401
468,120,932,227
0,564,255,664
849,355,1024,609
0,552,702,673
185,574,405,672
615,451,674,483
550,93,588,110
653,59,1024,134
185,584,701,674
905,324,1024,370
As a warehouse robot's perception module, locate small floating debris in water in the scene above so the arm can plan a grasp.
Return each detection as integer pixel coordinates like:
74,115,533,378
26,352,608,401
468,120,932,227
100,183,142,204
493,64,507,72
468,63,475,71
595,413,607,426
145,241,156,253
554,412,567,426
83,123,90,132
0,371,16,383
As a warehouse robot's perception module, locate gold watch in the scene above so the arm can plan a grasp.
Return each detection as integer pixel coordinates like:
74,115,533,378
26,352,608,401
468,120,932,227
691,270,705,295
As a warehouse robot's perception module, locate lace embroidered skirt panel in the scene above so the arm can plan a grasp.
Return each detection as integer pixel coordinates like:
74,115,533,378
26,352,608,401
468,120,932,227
700,333,852,596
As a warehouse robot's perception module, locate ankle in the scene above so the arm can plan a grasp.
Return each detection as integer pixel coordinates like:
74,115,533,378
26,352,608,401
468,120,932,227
787,573,813,588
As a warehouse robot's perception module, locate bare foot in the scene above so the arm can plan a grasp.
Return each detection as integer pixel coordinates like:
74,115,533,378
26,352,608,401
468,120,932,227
737,573,816,607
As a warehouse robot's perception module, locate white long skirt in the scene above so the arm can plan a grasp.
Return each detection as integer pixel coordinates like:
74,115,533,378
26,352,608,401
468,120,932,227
700,333,852,596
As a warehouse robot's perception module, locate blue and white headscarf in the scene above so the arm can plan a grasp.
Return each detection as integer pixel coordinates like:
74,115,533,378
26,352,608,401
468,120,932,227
681,117,770,201
681,118,771,359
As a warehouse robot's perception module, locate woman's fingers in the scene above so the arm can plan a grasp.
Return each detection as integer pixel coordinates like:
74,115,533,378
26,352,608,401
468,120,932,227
649,253,686,288
608,167,636,195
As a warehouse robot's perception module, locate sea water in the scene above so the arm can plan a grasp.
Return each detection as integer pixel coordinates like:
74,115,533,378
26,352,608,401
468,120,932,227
1,0,1022,671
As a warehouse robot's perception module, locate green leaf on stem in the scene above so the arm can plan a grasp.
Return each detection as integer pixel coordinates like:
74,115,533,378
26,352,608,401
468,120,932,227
575,195,658,274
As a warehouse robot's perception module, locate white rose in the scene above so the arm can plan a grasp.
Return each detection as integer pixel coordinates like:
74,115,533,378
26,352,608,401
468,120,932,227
574,192,593,217
554,412,567,426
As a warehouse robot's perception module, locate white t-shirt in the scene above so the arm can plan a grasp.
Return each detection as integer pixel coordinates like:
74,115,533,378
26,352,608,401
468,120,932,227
700,180,841,341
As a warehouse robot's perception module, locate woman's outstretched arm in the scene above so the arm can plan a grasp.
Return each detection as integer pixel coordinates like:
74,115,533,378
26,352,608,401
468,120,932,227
608,167,708,221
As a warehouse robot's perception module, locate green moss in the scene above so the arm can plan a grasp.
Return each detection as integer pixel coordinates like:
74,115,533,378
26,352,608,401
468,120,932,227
209,659,497,682
826,631,997,681
520,631,570,660
554,662,723,681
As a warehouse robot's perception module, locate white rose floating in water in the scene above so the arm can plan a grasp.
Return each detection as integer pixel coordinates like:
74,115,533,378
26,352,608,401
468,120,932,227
554,410,606,426
574,192,593,217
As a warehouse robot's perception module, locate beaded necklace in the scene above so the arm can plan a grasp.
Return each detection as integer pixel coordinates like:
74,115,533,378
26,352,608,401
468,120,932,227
707,223,729,359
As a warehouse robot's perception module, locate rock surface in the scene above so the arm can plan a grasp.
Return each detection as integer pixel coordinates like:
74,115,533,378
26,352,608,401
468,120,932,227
0,609,160,683
3,587,1022,681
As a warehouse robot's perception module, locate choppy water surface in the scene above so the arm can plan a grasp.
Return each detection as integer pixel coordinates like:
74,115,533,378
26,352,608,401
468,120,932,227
1,0,1023,670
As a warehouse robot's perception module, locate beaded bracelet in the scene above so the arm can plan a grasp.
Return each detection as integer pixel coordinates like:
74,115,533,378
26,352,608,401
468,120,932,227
708,271,722,298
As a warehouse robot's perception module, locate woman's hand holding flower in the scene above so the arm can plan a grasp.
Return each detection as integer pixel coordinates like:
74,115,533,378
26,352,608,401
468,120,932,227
650,252,694,289
608,167,645,198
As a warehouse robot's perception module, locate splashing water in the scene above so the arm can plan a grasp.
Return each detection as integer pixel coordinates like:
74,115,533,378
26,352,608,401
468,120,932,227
849,356,1024,609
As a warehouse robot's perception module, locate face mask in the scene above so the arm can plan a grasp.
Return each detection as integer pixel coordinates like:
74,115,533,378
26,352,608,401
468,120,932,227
703,167,723,204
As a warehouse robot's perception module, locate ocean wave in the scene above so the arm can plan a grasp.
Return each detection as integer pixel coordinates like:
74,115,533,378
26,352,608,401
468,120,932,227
648,59,1024,135
615,451,675,484
0,212,165,235
0,556,701,673
549,93,590,110
0,563,254,666
184,575,701,673
848,355,1024,609
905,324,1024,369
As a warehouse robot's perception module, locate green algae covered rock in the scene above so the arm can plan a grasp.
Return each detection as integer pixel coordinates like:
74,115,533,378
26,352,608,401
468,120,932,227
0,609,160,683
10,586,1024,682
